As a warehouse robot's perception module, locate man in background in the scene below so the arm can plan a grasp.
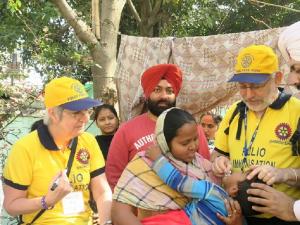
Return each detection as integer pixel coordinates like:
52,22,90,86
278,21,300,90
105,64,210,191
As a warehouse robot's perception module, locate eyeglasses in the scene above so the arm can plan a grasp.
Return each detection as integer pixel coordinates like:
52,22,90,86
64,109,94,119
238,78,271,91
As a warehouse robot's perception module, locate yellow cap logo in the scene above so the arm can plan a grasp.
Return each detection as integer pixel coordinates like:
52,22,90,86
235,45,278,75
44,76,88,108
241,54,253,68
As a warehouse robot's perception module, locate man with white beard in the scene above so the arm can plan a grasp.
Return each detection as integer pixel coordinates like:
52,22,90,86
211,45,300,225
240,22,300,224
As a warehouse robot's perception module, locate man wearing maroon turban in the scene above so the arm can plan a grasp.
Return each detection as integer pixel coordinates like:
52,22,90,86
141,64,183,98
105,64,210,192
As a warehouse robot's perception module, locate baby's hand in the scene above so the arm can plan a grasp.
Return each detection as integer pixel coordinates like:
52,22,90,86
217,198,243,225
145,145,162,161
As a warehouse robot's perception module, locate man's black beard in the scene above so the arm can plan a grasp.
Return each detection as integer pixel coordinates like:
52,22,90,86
146,99,176,117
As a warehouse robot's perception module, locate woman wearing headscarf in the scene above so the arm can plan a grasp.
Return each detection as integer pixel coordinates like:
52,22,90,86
111,108,240,225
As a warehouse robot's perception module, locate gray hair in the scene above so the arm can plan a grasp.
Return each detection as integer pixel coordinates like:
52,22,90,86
43,106,64,125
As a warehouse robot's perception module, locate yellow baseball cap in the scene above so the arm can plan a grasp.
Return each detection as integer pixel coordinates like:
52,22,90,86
44,76,101,110
228,45,279,84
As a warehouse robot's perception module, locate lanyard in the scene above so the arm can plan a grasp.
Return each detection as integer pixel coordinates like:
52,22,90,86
242,107,265,169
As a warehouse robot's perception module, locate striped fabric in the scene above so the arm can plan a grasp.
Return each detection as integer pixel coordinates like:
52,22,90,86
113,153,189,211
153,156,228,225
113,149,222,212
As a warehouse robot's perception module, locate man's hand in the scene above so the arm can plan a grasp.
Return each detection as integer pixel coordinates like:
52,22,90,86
211,155,232,177
247,182,297,221
246,165,285,185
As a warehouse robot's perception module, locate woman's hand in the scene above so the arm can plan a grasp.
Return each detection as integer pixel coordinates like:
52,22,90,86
217,198,243,225
145,145,162,161
46,170,73,206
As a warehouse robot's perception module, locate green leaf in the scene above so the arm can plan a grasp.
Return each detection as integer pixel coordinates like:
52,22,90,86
7,0,22,13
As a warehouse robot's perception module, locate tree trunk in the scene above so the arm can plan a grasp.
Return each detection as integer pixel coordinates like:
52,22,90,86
91,0,126,103
51,0,126,103
140,0,153,37
139,0,163,37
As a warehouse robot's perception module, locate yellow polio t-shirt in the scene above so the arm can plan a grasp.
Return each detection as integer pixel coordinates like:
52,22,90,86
215,95,300,218
3,124,105,225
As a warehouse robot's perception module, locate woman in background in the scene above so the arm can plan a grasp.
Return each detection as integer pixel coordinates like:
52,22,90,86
94,104,119,160
90,104,119,224
200,112,222,153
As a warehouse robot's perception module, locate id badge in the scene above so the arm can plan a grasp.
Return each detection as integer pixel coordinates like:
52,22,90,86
62,191,85,215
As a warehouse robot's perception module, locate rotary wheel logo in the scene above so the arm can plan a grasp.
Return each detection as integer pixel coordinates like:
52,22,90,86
76,149,90,164
275,123,292,141
241,54,253,68
71,83,85,95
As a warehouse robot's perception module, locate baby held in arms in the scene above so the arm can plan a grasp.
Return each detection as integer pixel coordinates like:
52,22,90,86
147,144,266,219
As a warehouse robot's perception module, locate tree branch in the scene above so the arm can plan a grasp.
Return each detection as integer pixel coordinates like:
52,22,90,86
152,0,162,16
15,12,38,41
92,0,101,40
51,0,98,47
216,12,230,34
249,0,300,13
126,0,141,23
250,16,272,28
145,0,152,16
0,97,36,134
148,11,165,28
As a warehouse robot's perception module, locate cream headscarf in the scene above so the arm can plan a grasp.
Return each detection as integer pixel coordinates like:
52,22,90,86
278,21,300,65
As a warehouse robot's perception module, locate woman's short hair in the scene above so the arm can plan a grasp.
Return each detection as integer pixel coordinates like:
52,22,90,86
43,106,64,125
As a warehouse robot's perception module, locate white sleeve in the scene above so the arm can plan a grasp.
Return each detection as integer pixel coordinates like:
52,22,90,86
293,200,300,221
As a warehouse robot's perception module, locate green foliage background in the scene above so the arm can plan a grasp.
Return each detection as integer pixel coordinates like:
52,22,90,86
0,0,299,82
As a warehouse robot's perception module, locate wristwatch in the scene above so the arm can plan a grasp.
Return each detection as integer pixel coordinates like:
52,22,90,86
102,220,112,225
